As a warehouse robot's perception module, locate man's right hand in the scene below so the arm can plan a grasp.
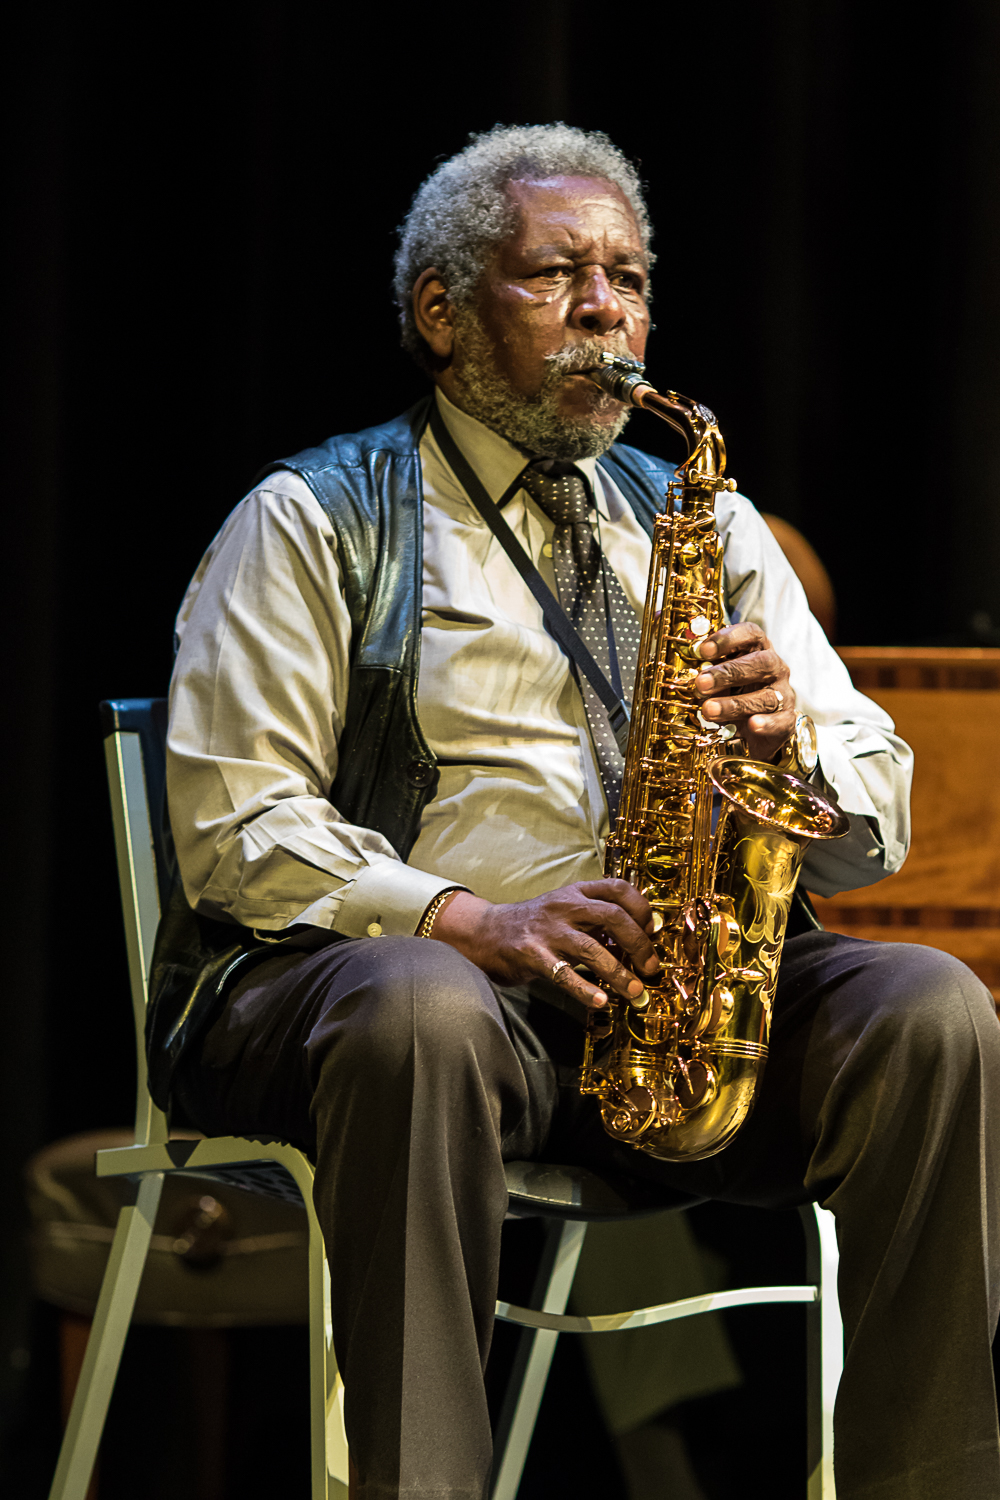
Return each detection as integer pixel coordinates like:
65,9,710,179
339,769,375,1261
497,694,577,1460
429,881,660,1010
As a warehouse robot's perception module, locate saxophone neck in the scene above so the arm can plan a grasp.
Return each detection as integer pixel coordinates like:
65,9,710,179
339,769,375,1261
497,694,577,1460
586,354,735,500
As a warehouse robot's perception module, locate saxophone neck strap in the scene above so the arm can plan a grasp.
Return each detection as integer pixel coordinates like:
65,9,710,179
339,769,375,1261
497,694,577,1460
428,401,630,754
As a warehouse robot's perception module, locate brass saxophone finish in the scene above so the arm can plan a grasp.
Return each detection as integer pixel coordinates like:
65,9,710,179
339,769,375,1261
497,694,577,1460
580,355,849,1162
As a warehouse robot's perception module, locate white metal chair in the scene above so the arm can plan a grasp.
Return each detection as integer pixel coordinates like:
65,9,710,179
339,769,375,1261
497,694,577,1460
47,699,842,1500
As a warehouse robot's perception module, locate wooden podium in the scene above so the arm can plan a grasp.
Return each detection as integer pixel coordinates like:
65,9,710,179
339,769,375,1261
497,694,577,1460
808,647,1000,1002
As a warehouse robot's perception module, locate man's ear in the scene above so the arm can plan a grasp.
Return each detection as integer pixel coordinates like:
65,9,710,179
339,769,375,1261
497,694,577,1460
412,268,455,363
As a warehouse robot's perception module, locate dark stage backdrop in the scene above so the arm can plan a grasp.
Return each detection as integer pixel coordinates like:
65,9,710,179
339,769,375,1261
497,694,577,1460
4,0,1000,1485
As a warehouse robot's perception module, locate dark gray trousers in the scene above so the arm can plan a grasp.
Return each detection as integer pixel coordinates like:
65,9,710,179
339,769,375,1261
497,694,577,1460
173,931,1000,1499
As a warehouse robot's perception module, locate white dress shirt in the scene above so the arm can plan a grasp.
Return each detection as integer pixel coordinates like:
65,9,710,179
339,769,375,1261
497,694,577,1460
166,389,912,941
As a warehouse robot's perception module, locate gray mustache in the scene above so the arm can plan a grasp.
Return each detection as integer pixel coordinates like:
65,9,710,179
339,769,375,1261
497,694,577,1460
544,340,634,375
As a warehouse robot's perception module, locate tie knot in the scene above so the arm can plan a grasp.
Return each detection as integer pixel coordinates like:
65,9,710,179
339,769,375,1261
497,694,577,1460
521,460,592,526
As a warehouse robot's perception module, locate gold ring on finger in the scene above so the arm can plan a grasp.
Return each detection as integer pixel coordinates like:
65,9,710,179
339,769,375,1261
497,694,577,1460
551,959,569,983
773,689,784,709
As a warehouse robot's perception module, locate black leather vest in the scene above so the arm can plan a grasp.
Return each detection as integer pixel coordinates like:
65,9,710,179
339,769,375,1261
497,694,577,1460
145,396,677,1109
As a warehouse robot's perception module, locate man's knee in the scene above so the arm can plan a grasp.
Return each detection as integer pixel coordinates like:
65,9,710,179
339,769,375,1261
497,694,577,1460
858,940,999,1077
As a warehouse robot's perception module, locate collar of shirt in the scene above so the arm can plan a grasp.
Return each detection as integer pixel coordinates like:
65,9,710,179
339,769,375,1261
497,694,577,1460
433,386,613,521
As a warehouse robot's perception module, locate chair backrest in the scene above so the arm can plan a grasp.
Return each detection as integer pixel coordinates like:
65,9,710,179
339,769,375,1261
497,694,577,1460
100,697,171,1147
100,699,171,904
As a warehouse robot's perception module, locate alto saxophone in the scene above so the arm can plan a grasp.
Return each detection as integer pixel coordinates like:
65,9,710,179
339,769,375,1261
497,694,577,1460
580,354,849,1162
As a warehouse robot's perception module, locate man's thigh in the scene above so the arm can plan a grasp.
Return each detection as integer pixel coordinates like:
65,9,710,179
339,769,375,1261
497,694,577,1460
171,935,559,1161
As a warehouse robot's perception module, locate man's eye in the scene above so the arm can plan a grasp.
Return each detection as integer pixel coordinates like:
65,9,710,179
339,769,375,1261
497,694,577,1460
611,271,644,291
535,265,571,279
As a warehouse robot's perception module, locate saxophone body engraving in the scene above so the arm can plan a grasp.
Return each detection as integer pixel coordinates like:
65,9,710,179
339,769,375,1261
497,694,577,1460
579,356,849,1162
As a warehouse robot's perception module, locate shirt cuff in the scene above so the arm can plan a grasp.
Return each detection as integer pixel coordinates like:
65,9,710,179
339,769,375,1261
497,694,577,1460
333,861,468,939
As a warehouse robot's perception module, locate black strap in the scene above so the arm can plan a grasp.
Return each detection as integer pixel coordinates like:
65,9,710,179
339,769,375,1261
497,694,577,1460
428,403,631,753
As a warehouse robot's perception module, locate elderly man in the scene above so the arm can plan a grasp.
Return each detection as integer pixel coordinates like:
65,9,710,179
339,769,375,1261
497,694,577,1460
153,125,1000,1499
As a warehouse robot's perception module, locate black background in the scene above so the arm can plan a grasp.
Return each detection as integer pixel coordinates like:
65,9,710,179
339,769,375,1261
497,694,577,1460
4,1,1000,1492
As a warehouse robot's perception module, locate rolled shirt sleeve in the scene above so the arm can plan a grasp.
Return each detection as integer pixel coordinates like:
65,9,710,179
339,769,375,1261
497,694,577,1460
718,490,912,896
166,477,459,938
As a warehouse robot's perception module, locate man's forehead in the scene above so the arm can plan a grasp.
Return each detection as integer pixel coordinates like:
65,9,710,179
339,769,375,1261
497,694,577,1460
506,174,633,213
502,175,645,254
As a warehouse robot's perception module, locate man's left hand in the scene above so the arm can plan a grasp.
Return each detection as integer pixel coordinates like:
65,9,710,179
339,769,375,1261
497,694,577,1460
694,621,795,762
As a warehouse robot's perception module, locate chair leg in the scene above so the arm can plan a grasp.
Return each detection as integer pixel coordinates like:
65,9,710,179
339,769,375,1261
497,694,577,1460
304,1187,338,1500
57,1316,98,1500
800,1203,843,1500
48,1173,164,1500
490,1219,587,1500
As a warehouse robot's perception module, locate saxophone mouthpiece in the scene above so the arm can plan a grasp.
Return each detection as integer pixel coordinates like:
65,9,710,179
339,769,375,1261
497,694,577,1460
586,352,655,407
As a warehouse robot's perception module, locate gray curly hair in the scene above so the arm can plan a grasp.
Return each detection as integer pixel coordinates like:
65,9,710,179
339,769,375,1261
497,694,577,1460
394,123,654,368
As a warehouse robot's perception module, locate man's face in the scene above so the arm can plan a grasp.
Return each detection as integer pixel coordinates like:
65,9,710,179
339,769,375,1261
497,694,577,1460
447,175,652,458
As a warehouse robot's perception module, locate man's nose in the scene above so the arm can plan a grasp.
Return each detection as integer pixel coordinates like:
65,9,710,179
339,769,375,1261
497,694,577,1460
569,267,626,336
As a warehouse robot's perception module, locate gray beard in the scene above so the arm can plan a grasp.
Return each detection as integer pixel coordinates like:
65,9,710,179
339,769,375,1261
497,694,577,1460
449,315,634,460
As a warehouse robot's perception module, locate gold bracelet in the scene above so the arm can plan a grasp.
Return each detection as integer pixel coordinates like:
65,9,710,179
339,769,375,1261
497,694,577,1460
417,888,462,940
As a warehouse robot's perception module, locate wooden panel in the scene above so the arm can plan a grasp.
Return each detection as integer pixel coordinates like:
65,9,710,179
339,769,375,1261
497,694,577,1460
808,648,1000,998
818,689,1000,906
836,645,1000,692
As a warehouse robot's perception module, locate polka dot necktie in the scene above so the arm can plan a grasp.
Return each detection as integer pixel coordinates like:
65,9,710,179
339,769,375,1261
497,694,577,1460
521,460,642,822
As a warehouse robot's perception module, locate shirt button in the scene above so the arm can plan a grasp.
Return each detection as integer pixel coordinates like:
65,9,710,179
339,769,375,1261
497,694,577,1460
542,543,554,558
366,922,383,938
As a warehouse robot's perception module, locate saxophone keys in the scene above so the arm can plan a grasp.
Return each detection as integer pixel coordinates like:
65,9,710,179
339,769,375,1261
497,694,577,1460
675,1057,717,1110
688,983,734,1039
713,911,736,957
711,984,735,1023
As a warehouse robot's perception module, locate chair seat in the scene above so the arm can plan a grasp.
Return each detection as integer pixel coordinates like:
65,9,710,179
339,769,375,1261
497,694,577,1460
26,1130,310,1327
504,1160,703,1221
